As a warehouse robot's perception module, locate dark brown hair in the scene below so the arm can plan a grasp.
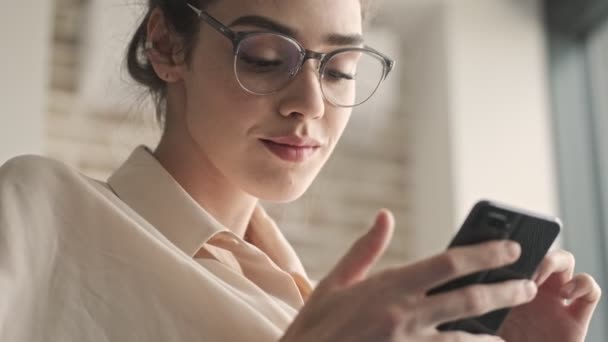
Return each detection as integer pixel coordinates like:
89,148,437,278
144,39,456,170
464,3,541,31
126,0,373,129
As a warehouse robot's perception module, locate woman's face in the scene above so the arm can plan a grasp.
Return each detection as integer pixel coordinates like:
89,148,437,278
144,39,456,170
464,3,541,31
175,0,362,202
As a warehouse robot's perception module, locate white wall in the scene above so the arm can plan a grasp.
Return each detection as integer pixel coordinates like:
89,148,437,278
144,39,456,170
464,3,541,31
380,0,558,258
0,2,52,164
399,3,457,258
445,0,558,224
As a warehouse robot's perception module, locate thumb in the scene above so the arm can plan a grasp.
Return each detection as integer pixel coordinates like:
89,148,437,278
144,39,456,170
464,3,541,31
319,209,395,292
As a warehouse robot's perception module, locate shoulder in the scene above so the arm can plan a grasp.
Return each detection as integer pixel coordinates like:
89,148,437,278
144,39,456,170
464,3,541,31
0,154,113,249
1,154,68,183
0,154,111,228
0,155,98,287
0,154,91,193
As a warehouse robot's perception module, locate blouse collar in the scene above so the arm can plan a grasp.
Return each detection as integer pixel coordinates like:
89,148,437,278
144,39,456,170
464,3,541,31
107,145,310,285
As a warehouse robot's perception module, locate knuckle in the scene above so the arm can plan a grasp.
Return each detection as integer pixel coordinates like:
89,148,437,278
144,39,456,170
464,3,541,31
581,273,603,295
398,292,420,309
439,252,461,276
578,272,594,283
590,275,601,290
553,249,575,264
498,247,521,267
564,250,576,266
593,282,603,297
482,243,511,266
386,305,404,326
400,307,422,332
378,305,403,335
462,287,487,315
546,252,561,267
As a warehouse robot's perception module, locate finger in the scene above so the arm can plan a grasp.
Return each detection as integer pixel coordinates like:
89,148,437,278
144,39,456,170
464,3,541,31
566,273,603,301
318,209,394,292
566,274,602,324
433,331,505,342
392,240,521,292
417,279,537,327
533,250,575,286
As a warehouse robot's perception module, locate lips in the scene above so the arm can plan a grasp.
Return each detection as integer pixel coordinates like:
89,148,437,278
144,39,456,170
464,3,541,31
260,136,322,163
263,135,322,148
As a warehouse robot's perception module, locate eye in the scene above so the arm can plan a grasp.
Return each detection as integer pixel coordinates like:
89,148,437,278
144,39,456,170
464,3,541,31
240,53,283,68
325,69,356,81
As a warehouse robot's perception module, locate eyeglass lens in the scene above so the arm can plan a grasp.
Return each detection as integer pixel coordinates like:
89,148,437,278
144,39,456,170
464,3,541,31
234,33,386,107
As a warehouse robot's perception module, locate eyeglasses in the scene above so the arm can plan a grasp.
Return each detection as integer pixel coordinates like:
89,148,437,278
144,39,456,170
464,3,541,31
186,3,395,108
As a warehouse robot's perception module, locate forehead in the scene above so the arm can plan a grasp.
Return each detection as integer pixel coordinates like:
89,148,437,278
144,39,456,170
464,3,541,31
207,0,363,47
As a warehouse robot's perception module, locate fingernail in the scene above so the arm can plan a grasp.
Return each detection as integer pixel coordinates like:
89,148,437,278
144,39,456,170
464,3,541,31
531,271,539,283
524,280,538,298
561,282,576,299
505,241,521,259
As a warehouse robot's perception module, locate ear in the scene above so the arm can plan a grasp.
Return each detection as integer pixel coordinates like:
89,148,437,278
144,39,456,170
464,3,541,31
145,7,188,83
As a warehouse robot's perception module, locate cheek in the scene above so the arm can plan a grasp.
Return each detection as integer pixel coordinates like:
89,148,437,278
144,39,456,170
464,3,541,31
182,65,282,186
184,53,262,144
325,110,352,152
185,89,266,159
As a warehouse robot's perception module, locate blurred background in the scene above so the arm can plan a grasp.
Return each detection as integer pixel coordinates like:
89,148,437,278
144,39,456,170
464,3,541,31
1,0,607,340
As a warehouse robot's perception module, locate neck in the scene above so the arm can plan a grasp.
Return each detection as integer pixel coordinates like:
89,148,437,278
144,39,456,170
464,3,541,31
153,132,258,239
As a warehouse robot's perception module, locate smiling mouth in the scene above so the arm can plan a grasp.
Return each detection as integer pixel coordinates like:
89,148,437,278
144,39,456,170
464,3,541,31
260,139,321,163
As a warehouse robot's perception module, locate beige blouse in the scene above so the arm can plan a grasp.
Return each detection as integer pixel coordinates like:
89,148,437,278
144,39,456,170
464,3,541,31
0,145,314,342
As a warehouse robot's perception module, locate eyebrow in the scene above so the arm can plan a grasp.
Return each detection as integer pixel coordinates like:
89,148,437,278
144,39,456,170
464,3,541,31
229,15,365,46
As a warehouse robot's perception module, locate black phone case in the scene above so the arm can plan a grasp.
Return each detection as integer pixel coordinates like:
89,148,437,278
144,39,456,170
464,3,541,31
426,200,561,335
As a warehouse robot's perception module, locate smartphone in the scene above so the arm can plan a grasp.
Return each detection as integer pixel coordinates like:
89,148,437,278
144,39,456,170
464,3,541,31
427,200,561,335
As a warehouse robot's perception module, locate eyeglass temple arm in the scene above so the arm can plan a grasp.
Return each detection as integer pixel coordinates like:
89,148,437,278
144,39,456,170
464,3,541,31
365,45,395,79
186,2,395,80
186,3,237,42
384,58,395,78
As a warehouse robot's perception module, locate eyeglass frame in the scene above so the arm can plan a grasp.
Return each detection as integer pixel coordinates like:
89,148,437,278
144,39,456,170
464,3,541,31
185,2,396,108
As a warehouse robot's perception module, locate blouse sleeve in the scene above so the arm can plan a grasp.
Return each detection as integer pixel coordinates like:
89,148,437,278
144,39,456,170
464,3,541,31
0,155,61,342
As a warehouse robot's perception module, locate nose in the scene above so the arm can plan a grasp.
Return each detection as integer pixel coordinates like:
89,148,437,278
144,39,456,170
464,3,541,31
277,60,325,120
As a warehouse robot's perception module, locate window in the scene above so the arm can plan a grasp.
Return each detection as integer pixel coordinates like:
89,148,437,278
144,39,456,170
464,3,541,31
547,1,608,341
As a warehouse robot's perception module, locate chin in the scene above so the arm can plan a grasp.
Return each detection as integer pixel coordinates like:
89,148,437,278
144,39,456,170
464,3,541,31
257,187,308,203
241,160,322,202
249,178,311,203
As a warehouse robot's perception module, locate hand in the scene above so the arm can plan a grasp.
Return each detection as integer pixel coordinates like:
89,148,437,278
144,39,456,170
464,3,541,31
280,209,537,342
498,250,602,342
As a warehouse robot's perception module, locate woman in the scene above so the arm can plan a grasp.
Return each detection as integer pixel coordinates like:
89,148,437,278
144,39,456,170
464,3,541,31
0,0,601,341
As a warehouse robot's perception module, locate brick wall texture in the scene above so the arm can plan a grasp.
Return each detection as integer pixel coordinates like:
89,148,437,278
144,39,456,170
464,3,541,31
47,0,413,281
